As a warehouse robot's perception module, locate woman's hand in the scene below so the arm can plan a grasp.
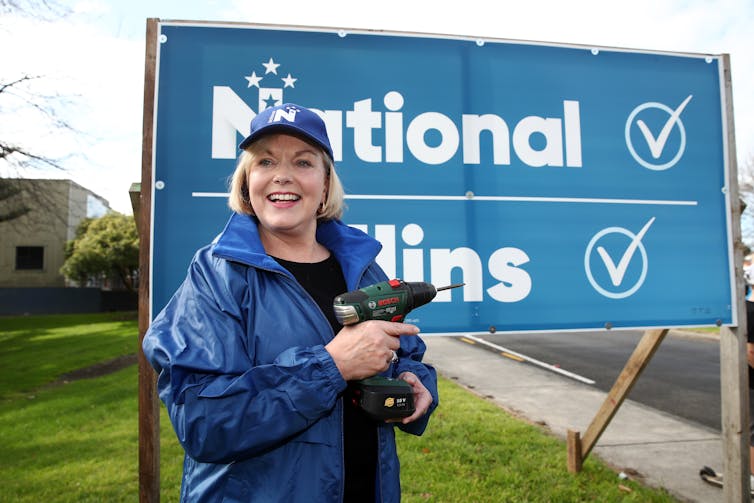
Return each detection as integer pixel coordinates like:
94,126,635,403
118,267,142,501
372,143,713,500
325,320,419,381
388,371,432,424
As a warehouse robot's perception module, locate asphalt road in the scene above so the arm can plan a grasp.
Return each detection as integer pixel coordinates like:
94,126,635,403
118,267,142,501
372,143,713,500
467,329,723,431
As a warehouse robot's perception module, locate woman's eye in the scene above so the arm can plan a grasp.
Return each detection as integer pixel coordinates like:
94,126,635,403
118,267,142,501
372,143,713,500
258,158,273,167
296,159,314,168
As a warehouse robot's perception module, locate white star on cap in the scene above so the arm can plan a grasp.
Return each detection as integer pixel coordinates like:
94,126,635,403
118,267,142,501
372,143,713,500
244,71,262,88
281,73,297,88
262,58,280,74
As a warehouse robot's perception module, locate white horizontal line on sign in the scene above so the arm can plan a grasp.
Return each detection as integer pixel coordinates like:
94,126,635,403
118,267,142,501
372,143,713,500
191,192,698,206
192,192,230,197
345,194,698,205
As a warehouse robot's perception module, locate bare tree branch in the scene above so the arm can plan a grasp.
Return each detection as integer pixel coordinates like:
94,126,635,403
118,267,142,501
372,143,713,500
1,141,67,170
0,0,70,20
1,74,78,130
0,75,37,94
0,0,79,222
0,178,30,221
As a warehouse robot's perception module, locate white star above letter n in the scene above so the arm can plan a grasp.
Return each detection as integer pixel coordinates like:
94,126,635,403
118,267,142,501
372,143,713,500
282,73,297,88
244,71,262,88
262,57,280,74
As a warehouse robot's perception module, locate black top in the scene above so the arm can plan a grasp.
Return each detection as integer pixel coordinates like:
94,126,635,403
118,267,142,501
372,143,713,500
274,254,378,501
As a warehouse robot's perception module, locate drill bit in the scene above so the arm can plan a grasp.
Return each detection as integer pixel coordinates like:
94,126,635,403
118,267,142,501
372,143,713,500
437,283,464,291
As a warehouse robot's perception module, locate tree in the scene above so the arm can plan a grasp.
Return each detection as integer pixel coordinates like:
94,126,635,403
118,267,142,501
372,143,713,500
1,0,74,223
61,212,139,292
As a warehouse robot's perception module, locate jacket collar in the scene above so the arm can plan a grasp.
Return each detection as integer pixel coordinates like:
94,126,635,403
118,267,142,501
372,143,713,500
212,213,382,287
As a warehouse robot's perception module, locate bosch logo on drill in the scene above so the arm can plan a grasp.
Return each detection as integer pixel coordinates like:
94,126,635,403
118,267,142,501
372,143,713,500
378,297,400,307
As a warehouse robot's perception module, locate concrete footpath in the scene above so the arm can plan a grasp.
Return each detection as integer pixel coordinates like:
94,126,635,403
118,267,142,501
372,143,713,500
422,335,725,503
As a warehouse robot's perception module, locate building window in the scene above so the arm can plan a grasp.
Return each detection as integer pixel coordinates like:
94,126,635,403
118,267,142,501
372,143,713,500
16,246,44,270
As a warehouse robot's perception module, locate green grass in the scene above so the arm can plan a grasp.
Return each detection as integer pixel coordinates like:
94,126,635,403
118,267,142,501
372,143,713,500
0,312,137,399
685,326,721,334
0,313,678,502
0,364,184,502
398,380,674,502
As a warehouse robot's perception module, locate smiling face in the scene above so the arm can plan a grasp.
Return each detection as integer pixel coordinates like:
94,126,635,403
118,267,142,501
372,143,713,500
246,133,329,247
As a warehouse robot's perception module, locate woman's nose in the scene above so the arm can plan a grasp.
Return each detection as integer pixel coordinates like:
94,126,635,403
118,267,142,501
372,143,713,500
273,165,292,184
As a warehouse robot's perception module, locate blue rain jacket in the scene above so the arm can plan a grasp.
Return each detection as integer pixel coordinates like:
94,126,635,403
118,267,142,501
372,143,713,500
143,213,439,502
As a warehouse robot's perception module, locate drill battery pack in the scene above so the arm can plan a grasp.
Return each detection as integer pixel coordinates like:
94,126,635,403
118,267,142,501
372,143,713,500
356,376,415,421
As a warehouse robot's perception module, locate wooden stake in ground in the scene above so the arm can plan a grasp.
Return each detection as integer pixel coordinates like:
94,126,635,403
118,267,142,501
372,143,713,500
567,328,668,472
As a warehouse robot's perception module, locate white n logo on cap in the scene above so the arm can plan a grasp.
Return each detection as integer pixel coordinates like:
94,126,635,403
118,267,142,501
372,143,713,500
269,106,299,124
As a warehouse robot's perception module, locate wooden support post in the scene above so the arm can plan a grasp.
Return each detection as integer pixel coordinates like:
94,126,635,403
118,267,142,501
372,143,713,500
567,328,668,471
719,52,750,503
720,325,750,502
139,18,160,503
567,429,582,473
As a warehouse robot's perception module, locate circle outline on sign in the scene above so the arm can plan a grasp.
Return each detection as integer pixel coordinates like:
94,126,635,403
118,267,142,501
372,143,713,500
584,226,649,299
624,101,687,171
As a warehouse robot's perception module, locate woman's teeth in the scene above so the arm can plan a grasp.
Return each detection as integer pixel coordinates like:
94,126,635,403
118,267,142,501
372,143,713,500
268,193,300,201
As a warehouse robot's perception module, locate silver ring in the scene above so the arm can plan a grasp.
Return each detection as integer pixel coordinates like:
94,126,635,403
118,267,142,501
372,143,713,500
390,350,399,363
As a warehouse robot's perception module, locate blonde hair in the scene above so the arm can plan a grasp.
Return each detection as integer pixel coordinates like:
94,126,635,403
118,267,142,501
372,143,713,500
228,136,345,220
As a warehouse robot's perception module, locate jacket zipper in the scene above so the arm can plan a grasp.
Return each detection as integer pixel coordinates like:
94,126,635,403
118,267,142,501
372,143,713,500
251,258,379,502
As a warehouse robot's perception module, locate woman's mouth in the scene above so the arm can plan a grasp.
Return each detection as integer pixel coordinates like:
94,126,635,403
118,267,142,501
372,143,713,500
268,192,301,202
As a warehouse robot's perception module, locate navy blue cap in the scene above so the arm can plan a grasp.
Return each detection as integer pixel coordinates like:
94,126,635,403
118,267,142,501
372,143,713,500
238,103,333,160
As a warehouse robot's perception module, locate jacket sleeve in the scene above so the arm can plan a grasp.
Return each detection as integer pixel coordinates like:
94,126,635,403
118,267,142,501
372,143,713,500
142,250,347,464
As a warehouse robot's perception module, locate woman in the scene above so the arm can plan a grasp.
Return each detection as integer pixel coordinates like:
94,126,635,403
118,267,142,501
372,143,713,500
143,103,439,502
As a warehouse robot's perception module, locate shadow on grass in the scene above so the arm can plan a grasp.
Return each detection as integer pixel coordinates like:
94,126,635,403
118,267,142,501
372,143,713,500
0,312,139,399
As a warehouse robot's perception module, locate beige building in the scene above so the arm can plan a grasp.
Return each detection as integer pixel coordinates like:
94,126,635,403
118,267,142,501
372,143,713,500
0,179,110,287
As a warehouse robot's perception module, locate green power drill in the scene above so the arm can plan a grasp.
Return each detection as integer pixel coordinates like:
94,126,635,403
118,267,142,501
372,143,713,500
333,279,463,420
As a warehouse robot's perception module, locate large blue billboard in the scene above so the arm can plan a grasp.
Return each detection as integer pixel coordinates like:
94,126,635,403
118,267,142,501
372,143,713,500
150,21,735,333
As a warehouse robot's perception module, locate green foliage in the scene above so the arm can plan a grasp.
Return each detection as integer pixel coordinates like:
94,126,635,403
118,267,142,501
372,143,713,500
0,314,678,502
60,212,139,291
